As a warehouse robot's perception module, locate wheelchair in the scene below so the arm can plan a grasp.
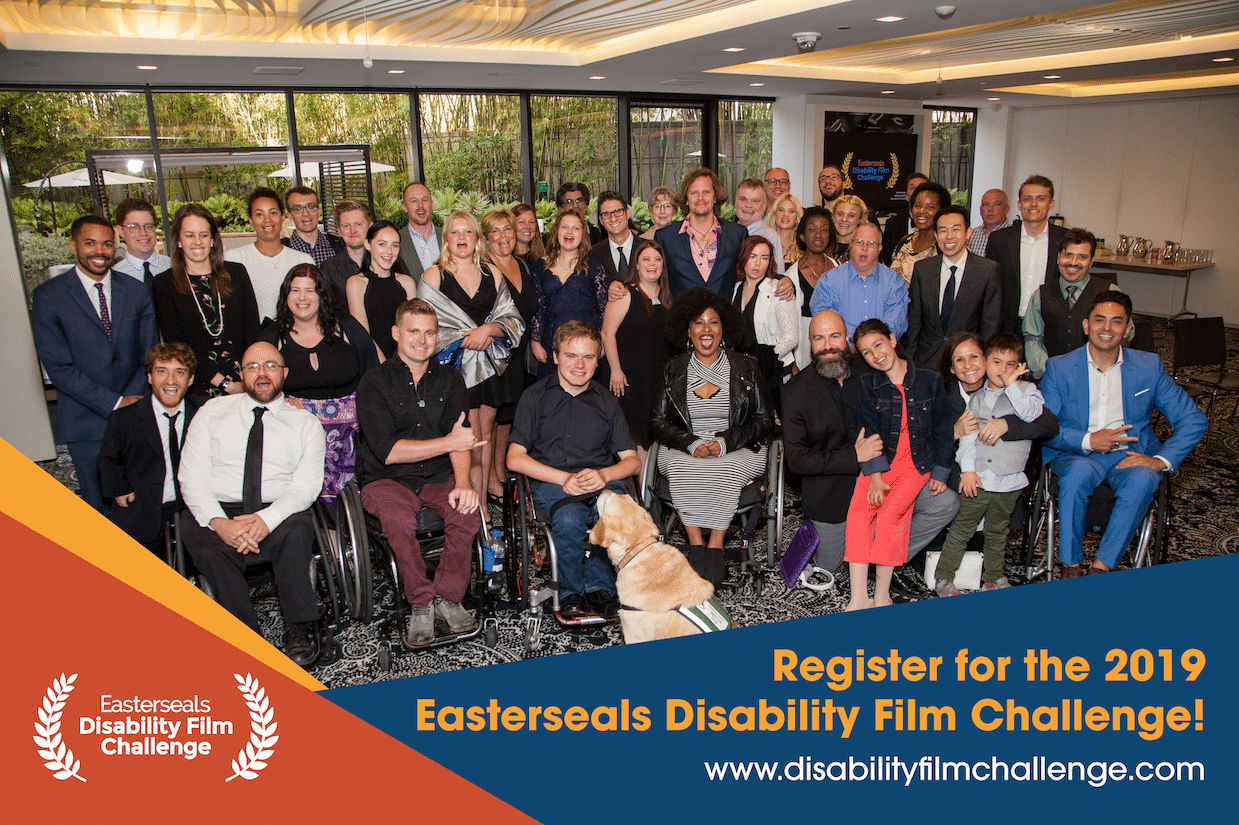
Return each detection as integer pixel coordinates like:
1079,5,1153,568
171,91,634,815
638,438,785,595
1022,460,1169,581
335,477,499,670
169,502,347,665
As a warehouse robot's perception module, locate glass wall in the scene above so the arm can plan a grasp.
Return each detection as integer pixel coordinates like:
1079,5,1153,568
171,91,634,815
530,95,618,216
419,93,521,219
717,100,773,196
630,105,702,202
929,107,975,208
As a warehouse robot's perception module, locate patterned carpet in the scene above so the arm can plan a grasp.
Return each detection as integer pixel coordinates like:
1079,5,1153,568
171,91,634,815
36,317,1239,688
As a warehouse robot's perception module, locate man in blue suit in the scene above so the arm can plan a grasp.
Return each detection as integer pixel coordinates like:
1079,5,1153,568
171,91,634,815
31,215,160,513
655,168,750,298
1041,291,1205,576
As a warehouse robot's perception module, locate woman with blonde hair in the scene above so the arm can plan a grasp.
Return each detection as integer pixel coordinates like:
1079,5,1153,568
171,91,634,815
766,193,804,267
512,203,545,265
831,194,867,260
420,209,525,497
640,186,677,241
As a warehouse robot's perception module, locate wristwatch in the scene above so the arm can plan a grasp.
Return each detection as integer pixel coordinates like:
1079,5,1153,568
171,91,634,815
219,377,231,392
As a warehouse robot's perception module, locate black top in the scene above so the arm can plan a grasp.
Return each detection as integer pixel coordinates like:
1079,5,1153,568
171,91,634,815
362,270,408,359
356,357,469,490
509,373,636,475
733,285,760,350
260,315,379,400
781,366,860,523
440,266,498,327
319,251,362,311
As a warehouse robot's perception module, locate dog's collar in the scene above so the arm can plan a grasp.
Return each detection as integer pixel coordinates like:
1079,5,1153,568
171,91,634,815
616,536,659,570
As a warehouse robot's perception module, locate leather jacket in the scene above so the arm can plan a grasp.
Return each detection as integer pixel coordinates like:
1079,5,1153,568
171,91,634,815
650,350,775,453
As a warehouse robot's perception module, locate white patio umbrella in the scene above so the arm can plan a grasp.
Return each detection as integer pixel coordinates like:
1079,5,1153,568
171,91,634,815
24,168,154,188
267,160,396,178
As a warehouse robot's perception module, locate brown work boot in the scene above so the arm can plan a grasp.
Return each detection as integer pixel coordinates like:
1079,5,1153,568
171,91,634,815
1060,564,1082,579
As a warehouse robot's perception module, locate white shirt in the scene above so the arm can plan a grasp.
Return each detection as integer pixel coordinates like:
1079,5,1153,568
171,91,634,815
957,380,1044,492
76,266,111,320
1084,346,1127,453
113,251,171,283
938,250,968,311
608,233,635,273
179,392,326,533
225,244,313,322
153,395,186,504
1017,223,1049,318
408,224,440,271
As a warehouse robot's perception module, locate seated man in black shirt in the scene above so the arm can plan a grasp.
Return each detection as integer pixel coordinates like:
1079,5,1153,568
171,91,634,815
356,299,485,648
507,320,640,623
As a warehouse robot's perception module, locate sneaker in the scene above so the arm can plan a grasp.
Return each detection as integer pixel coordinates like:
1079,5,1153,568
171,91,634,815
283,621,320,667
934,578,959,598
434,595,478,633
981,577,1011,591
405,604,435,648
587,590,621,623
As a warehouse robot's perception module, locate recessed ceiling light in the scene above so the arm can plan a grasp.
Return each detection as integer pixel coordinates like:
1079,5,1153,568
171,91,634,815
137,65,157,71
388,69,405,74
589,75,605,80
723,47,746,53
838,26,850,30
1213,57,1234,62
881,90,895,94
987,97,1001,101
1043,74,1062,79
875,16,904,23
749,82,765,86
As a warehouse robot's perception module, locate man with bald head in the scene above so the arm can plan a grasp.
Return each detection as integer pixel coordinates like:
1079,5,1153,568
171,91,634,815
179,341,327,667
966,188,1012,257
398,182,441,284
763,167,791,210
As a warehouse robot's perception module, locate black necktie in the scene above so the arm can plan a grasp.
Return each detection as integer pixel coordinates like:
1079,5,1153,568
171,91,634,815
164,411,182,505
143,261,153,290
941,265,957,326
617,246,629,280
1065,285,1079,308
242,407,266,513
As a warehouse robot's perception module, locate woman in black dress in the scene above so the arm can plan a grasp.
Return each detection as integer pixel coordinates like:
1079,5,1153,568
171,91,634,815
261,264,381,501
600,239,671,468
483,208,539,502
345,220,417,360
512,203,545,267
152,203,261,406
420,210,524,498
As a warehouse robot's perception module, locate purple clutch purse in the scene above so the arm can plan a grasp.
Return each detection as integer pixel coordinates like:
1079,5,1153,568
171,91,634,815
780,521,820,589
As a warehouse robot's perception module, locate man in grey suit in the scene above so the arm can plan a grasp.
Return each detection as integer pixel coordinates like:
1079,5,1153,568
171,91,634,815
904,205,1001,368
985,174,1068,335
397,182,441,284
31,215,160,512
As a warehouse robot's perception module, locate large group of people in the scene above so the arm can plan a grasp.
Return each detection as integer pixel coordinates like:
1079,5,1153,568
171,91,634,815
30,162,1209,664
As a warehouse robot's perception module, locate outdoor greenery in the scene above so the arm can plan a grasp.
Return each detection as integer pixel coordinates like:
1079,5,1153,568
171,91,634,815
18,231,72,293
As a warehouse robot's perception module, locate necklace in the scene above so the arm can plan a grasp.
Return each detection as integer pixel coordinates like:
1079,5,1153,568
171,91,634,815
188,272,224,337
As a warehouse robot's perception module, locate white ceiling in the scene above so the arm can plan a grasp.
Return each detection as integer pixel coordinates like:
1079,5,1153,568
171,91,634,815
0,0,1235,105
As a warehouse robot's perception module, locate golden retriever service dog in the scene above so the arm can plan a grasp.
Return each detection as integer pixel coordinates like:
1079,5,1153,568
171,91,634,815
589,490,733,644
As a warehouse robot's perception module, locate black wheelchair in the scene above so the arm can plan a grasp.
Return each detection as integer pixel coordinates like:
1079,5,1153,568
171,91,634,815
334,477,499,670
1022,462,1169,580
638,438,785,595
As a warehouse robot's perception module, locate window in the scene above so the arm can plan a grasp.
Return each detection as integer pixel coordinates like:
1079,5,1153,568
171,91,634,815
419,93,522,216
717,100,773,195
630,105,702,200
530,95,618,211
928,107,976,209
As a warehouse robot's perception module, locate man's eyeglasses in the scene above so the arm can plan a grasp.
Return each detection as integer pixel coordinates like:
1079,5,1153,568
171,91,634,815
852,240,879,249
819,174,842,183
241,361,285,374
563,197,585,206
765,178,790,186
599,208,626,220
289,203,319,214
123,223,156,233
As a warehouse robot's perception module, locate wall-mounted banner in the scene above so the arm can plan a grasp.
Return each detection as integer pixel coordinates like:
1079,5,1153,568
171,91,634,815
823,111,918,213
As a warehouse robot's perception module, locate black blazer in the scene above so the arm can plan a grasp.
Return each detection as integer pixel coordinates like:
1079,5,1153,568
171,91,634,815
152,262,262,402
903,252,1001,368
781,366,860,523
650,351,774,454
589,237,635,285
985,221,1068,335
99,397,198,546
655,219,749,298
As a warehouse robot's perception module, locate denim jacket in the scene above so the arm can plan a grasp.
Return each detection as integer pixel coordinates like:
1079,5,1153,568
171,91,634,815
856,359,954,482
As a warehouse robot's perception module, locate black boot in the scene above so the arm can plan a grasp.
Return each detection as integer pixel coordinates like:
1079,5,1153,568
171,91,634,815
684,544,707,578
705,548,727,588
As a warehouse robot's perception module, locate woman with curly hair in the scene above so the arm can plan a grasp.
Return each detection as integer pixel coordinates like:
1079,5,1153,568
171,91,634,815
261,264,380,501
650,287,775,586
889,181,952,287
529,210,608,378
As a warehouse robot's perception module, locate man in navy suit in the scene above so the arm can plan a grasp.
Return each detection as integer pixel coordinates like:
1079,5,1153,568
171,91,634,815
1041,291,1205,576
99,342,198,556
655,168,749,298
985,174,1068,335
32,215,160,512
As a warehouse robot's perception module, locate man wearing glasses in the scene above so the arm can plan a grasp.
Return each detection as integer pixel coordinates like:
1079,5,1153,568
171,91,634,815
762,168,790,212
179,341,326,667
809,222,908,341
591,190,637,284
112,198,171,290
818,164,847,213
555,182,603,244
283,186,345,266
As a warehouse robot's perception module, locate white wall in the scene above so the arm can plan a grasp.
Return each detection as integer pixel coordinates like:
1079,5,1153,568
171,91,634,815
1003,93,1238,322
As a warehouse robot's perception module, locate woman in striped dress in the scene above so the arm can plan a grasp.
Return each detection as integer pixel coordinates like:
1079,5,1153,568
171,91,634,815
650,288,775,587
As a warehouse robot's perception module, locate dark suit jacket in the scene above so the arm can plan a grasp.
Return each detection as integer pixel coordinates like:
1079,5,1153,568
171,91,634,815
31,269,159,444
319,250,362,310
985,221,1068,335
655,219,748,297
151,262,262,402
904,252,1001,368
880,208,909,266
397,223,443,285
589,236,637,285
782,366,861,523
99,397,198,546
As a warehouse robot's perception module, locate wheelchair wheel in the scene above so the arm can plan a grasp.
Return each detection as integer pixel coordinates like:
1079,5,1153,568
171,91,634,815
515,477,535,609
312,501,351,620
336,483,374,623
309,551,341,627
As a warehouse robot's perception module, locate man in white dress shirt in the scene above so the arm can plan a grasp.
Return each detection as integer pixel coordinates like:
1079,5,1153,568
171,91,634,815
397,182,441,284
591,190,638,284
179,341,326,666
111,198,171,289
225,188,313,322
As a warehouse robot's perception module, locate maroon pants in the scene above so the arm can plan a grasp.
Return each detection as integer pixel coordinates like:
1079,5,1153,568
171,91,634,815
360,478,477,607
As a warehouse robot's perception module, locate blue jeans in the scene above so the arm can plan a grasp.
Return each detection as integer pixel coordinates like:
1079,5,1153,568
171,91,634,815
531,481,624,600
1052,452,1160,568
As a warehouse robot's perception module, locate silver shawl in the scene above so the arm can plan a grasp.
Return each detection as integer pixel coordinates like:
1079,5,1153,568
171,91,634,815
418,271,525,389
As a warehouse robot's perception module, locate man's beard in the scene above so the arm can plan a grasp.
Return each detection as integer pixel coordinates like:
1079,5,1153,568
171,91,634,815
813,346,849,379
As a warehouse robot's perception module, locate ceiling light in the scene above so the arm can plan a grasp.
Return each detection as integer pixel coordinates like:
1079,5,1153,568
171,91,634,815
589,75,605,80
987,97,1001,101
749,82,765,86
881,90,895,94
1213,57,1234,62
137,65,157,71
1044,74,1062,79
388,69,405,74
723,47,745,53
875,16,904,23
838,26,850,30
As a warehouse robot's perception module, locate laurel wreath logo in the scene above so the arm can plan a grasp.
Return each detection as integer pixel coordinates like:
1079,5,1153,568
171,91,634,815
225,673,279,782
841,152,854,190
34,673,86,782
888,153,901,189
